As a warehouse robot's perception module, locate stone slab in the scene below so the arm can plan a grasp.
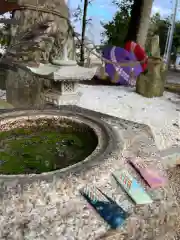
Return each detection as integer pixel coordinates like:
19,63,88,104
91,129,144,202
52,59,77,66
0,106,179,239
27,63,59,76
27,63,97,82
53,66,97,81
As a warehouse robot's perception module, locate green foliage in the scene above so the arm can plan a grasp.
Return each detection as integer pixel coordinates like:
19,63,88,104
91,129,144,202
102,3,180,58
101,0,134,47
173,21,180,53
146,13,170,55
147,13,180,57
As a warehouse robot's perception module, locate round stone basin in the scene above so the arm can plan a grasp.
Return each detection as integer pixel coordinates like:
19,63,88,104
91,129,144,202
0,112,100,175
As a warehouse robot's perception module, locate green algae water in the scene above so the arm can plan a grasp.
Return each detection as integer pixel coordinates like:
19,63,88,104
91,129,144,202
0,118,98,174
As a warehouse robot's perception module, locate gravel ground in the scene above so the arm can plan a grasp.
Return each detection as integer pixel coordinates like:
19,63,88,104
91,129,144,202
2,84,179,150
0,120,179,240
0,90,6,100
77,84,180,150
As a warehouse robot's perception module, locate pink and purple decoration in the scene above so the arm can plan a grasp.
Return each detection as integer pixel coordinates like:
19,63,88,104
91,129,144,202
102,46,142,85
129,158,166,188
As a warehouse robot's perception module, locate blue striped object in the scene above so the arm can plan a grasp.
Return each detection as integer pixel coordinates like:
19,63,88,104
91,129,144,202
112,169,153,205
80,185,129,229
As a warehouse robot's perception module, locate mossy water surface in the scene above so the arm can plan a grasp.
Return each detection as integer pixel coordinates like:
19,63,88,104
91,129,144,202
0,119,98,174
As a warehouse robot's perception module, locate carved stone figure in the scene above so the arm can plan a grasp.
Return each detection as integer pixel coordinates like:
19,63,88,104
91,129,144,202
136,35,165,98
147,34,160,57
5,0,76,107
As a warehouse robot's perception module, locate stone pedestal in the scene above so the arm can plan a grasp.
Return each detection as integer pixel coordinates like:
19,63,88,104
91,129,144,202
44,91,80,105
136,35,165,98
44,61,97,105
136,57,165,98
28,60,97,106
5,0,76,108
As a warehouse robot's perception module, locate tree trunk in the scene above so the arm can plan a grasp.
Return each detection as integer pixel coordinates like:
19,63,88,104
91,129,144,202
136,0,153,47
124,0,143,43
6,0,75,108
0,0,20,14
125,0,153,47
79,0,88,66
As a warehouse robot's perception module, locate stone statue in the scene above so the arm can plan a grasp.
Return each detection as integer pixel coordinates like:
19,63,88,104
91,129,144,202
148,35,161,58
136,34,166,98
5,0,76,107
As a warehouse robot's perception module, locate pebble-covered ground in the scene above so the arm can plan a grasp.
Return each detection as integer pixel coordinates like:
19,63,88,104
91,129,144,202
1,84,180,150
77,85,180,150
0,82,180,239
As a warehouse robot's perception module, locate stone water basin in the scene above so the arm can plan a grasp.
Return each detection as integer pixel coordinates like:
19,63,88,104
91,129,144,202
0,107,180,240
0,118,98,175
0,110,104,175
0,108,114,182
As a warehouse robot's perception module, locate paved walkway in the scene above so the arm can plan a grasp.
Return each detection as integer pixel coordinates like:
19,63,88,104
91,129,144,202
167,70,180,84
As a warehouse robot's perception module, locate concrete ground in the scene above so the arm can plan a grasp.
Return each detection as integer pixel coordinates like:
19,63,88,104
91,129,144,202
167,69,180,84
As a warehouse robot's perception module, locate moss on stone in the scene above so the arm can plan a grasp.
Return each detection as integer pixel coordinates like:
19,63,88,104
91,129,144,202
136,58,166,98
0,99,14,109
0,126,97,174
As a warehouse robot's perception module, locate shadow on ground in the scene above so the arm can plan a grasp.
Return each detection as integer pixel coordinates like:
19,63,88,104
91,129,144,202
79,76,114,86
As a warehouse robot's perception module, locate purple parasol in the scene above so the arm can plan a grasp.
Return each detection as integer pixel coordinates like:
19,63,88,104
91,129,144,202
102,46,142,85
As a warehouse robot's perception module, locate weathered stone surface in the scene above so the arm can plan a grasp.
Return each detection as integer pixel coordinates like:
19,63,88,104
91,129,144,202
6,0,75,107
53,65,97,81
26,61,97,106
0,99,14,109
0,106,179,239
136,57,165,98
27,63,59,76
45,91,81,105
52,59,77,66
136,35,165,98
6,68,44,108
147,35,161,57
